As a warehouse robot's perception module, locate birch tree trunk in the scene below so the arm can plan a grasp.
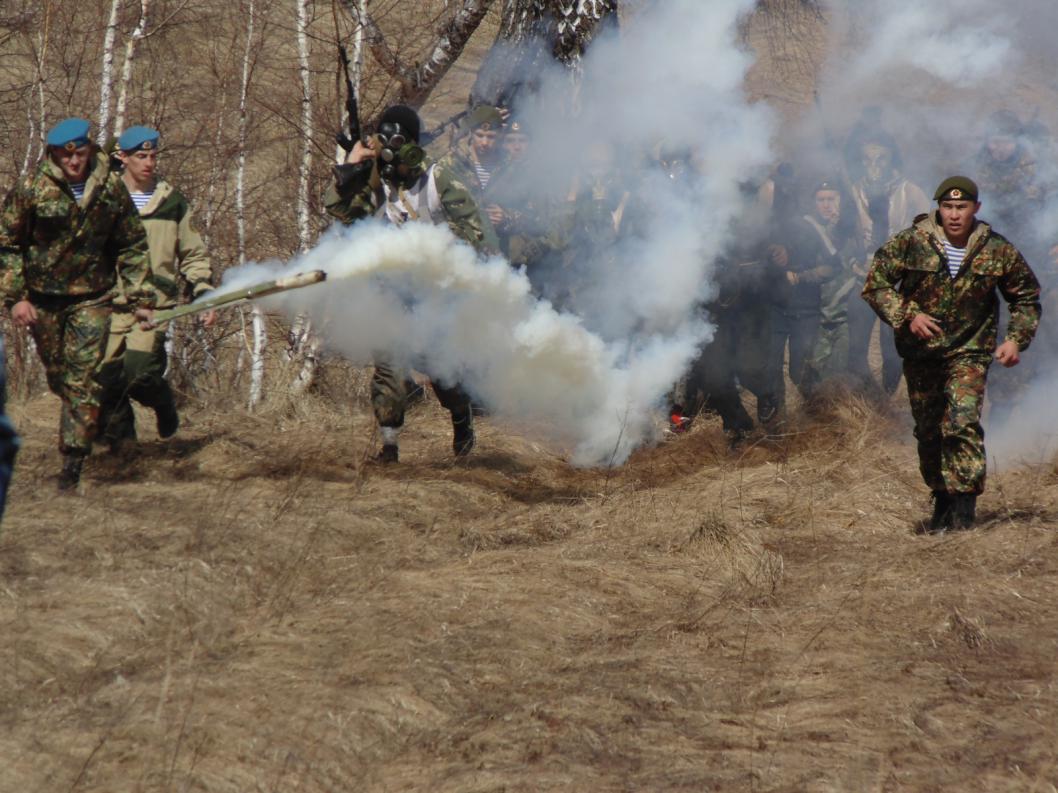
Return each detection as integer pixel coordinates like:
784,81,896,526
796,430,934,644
346,0,495,109
113,0,152,135
236,0,267,410
288,0,319,394
97,0,123,144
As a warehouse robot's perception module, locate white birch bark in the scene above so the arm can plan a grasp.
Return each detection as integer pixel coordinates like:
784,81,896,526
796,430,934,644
113,0,152,135
97,0,123,143
236,0,267,409
289,0,319,394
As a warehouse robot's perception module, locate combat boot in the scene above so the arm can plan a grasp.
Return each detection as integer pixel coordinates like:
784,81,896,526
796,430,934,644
155,402,179,439
950,493,977,530
375,444,399,464
57,450,86,492
929,491,953,534
453,418,475,458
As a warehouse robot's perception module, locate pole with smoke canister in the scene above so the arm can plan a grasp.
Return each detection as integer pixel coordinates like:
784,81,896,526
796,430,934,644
139,270,327,325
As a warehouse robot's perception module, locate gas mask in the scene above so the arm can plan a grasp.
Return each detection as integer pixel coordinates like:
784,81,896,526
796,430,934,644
377,121,424,183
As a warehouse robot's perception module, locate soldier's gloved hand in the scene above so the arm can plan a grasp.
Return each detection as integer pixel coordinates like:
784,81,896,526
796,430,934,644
994,340,1021,368
10,300,37,328
333,160,374,195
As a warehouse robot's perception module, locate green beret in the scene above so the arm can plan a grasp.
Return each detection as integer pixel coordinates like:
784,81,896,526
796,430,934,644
465,104,503,132
933,176,979,202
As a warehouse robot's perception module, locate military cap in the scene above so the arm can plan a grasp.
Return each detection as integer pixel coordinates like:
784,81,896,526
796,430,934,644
466,104,503,132
46,117,91,150
505,117,529,136
379,104,421,143
813,177,841,194
117,125,160,152
933,176,979,202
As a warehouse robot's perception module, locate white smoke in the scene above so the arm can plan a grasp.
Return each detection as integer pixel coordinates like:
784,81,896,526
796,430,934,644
222,221,701,465
217,0,775,465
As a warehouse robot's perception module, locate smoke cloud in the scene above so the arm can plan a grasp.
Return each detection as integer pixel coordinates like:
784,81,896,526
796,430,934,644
219,0,774,465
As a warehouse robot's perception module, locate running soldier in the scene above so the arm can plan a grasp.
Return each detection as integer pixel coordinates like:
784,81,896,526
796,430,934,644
0,118,152,489
98,126,215,450
862,176,1040,533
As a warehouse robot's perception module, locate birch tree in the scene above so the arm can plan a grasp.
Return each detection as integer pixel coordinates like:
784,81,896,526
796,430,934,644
235,0,268,409
344,0,495,109
287,0,319,394
113,0,152,135
97,0,123,143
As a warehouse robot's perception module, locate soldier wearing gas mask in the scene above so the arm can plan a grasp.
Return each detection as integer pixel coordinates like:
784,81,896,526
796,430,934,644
324,104,498,464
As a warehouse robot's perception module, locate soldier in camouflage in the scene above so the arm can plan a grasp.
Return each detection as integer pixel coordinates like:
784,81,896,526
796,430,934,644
98,126,215,451
0,118,152,490
862,176,1041,533
324,104,493,464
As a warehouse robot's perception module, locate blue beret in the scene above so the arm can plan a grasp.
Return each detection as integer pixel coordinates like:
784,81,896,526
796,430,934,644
46,118,91,149
118,125,160,153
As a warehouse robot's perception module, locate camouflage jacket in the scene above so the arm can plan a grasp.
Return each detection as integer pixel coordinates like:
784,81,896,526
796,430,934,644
135,179,213,308
0,152,152,308
324,155,499,252
862,213,1041,360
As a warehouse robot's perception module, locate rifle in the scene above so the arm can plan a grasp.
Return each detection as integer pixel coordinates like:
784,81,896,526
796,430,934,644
335,44,361,154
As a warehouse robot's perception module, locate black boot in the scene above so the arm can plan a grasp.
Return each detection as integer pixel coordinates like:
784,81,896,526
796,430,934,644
951,493,977,530
453,417,475,458
155,400,180,439
375,444,399,464
57,451,86,492
929,491,953,534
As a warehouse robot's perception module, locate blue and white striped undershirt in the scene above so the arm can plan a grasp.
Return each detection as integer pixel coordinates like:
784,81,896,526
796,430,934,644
69,182,86,202
473,161,491,189
129,190,154,212
942,239,966,279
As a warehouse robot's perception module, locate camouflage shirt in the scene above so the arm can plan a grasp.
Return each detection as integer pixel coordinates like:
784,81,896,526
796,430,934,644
862,212,1041,360
324,155,499,253
0,152,152,308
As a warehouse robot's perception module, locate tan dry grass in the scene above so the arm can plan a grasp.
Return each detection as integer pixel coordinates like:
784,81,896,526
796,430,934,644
1,388,1058,792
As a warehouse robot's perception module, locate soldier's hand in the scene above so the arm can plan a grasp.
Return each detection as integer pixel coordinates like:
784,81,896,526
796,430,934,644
485,204,505,226
908,313,943,339
768,244,789,268
346,138,379,165
995,340,1021,368
200,309,218,328
785,270,800,286
10,300,37,328
135,307,157,330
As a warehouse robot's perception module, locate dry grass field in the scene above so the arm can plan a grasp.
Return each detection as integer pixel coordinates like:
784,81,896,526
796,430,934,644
2,375,1057,792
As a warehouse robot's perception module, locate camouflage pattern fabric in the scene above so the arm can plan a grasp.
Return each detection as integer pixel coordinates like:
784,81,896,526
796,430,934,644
0,153,151,306
862,213,1040,361
904,354,991,494
31,296,112,452
323,155,498,251
483,160,560,275
371,356,473,432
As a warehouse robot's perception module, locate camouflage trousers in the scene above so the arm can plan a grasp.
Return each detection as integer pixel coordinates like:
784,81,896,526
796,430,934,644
97,319,174,443
903,353,991,495
372,357,473,432
29,294,112,453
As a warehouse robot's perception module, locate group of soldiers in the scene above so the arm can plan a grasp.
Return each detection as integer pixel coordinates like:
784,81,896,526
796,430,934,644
0,118,214,491
322,101,1046,534
0,104,1049,537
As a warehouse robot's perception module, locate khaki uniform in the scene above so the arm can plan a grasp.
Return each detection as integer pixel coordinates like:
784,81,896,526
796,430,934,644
98,180,213,443
0,152,151,452
863,213,1040,494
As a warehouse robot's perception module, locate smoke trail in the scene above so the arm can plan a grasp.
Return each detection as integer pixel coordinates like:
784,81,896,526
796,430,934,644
223,221,702,465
